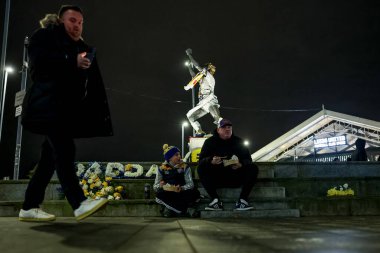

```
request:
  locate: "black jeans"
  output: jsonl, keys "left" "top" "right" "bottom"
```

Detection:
{"left": 197, "top": 163, "right": 259, "bottom": 201}
{"left": 156, "top": 188, "right": 201, "bottom": 213}
{"left": 22, "top": 133, "right": 86, "bottom": 210}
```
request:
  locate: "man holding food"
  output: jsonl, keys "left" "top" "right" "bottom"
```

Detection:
{"left": 197, "top": 119, "right": 259, "bottom": 211}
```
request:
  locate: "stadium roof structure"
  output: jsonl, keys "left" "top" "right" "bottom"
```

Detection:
{"left": 251, "top": 109, "right": 380, "bottom": 162}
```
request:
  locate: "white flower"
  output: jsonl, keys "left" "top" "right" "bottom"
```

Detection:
{"left": 90, "top": 162, "right": 101, "bottom": 170}
{"left": 82, "top": 184, "right": 88, "bottom": 190}
{"left": 343, "top": 183, "right": 349, "bottom": 189}
{"left": 84, "top": 162, "right": 102, "bottom": 179}
{"left": 105, "top": 163, "right": 124, "bottom": 178}
{"left": 105, "top": 186, "right": 114, "bottom": 193}
{"left": 124, "top": 164, "right": 144, "bottom": 178}
{"left": 115, "top": 196, "right": 121, "bottom": 200}
{"left": 76, "top": 163, "right": 86, "bottom": 177}
{"left": 107, "top": 195, "right": 114, "bottom": 200}
{"left": 77, "top": 163, "right": 85, "bottom": 170}
{"left": 88, "top": 178, "right": 93, "bottom": 184}
{"left": 145, "top": 164, "right": 158, "bottom": 177}
{"left": 95, "top": 181, "right": 102, "bottom": 187}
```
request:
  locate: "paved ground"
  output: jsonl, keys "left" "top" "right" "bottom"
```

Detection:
{"left": 1, "top": 216, "right": 380, "bottom": 253}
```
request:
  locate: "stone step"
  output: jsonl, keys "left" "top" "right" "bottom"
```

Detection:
{"left": 0, "top": 200, "right": 160, "bottom": 217}
{"left": 289, "top": 196, "right": 380, "bottom": 216}
{"left": 2, "top": 196, "right": 380, "bottom": 217}
{"left": 0, "top": 181, "right": 62, "bottom": 201}
{"left": 3, "top": 175, "right": 380, "bottom": 201}
{"left": 267, "top": 162, "right": 380, "bottom": 178}
{"left": 0, "top": 180, "right": 284, "bottom": 201}
{"left": 0, "top": 199, "right": 290, "bottom": 217}
{"left": 198, "top": 187, "right": 286, "bottom": 199}
{"left": 197, "top": 198, "right": 290, "bottom": 210}
{"left": 193, "top": 167, "right": 275, "bottom": 179}
{"left": 200, "top": 209, "right": 300, "bottom": 218}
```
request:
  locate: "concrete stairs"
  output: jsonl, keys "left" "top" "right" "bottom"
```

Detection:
{"left": 0, "top": 179, "right": 300, "bottom": 218}
{"left": 2, "top": 161, "right": 380, "bottom": 217}
{"left": 0, "top": 162, "right": 301, "bottom": 218}
{"left": 197, "top": 187, "right": 300, "bottom": 218}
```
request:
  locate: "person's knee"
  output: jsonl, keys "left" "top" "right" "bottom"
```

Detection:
{"left": 243, "top": 164, "right": 259, "bottom": 180}
{"left": 197, "top": 164, "right": 215, "bottom": 181}
{"left": 187, "top": 108, "right": 197, "bottom": 119}
{"left": 197, "top": 164, "right": 207, "bottom": 178}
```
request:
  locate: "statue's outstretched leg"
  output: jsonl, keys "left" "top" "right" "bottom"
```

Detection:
{"left": 208, "top": 105, "right": 222, "bottom": 125}
{"left": 187, "top": 106, "right": 207, "bottom": 135}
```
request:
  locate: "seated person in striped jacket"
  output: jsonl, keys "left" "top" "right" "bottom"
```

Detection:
{"left": 154, "top": 144, "right": 200, "bottom": 217}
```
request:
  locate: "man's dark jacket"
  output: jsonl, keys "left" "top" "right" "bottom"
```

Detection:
{"left": 22, "top": 23, "right": 113, "bottom": 138}
{"left": 198, "top": 129, "right": 253, "bottom": 167}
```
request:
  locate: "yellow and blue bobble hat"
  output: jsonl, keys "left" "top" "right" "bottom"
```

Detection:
{"left": 163, "top": 144, "right": 180, "bottom": 161}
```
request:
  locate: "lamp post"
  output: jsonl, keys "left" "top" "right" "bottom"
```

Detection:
{"left": 244, "top": 140, "right": 250, "bottom": 146}
{"left": 0, "top": 66, "right": 14, "bottom": 143}
{"left": 0, "top": 0, "right": 11, "bottom": 119}
{"left": 184, "top": 61, "right": 196, "bottom": 136}
{"left": 181, "top": 121, "right": 189, "bottom": 157}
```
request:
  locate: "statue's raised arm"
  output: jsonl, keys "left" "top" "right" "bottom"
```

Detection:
{"left": 186, "top": 48, "right": 202, "bottom": 72}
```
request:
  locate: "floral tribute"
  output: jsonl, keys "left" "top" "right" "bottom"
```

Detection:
{"left": 327, "top": 183, "right": 355, "bottom": 197}
{"left": 105, "top": 163, "right": 124, "bottom": 178}
{"left": 124, "top": 164, "right": 144, "bottom": 178}
{"left": 76, "top": 162, "right": 127, "bottom": 200}
{"left": 145, "top": 164, "right": 158, "bottom": 178}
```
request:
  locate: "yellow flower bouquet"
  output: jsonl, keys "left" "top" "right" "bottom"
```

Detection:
{"left": 327, "top": 183, "right": 355, "bottom": 197}
{"left": 76, "top": 162, "right": 126, "bottom": 200}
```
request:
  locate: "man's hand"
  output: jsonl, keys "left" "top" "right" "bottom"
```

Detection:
{"left": 231, "top": 162, "right": 242, "bottom": 170}
{"left": 174, "top": 185, "right": 182, "bottom": 192}
{"left": 185, "top": 48, "right": 192, "bottom": 56}
{"left": 211, "top": 156, "right": 223, "bottom": 165}
{"left": 77, "top": 52, "right": 91, "bottom": 69}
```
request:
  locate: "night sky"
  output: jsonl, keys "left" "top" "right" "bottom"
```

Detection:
{"left": 1, "top": 0, "right": 380, "bottom": 177}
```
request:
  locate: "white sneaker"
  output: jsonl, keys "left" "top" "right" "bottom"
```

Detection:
{"left": 19, "top": 208, "right": 56, "bottom": 222}
{"left": 205, "top": 198, "right": 223, "bottom": 211}
{"left": 74, "top": 198, "right": 108, "bottom": 221}
{"left": 234, "top": 199, "right": 254, "bottom": 211}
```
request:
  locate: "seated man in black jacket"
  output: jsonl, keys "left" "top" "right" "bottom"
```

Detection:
{"left": 197, "top": 119, "right": 258, "bottom": 211}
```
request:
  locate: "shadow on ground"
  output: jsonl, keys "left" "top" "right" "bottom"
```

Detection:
{"left": 31, "top": 221, "right": 146, "bottom": 251}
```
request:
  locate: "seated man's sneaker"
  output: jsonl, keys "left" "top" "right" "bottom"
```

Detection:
{"left": 235, "top": 199, "right": 254, "bottom": 211}
{"left": 74, "top": 198, "right": 108, "bottom": 221}
{"left": 205, "top": 198, "right": 223, "bottom": 211}
{"left": 19, "top": 208, "right": 56, "bottom": 222}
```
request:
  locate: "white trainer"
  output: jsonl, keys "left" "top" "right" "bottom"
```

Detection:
{"left": 74, "top": 198, "right": 108, "bottom": 221}
{"left": 19, "top": 208, "right": 56, "bottom": 222}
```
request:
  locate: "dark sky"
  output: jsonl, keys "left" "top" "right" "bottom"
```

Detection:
{"left": 1, "top": 0, "right": 380, "bottom": 177}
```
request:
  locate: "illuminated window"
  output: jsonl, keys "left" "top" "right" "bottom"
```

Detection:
{"left": 314, "top": 135, "right": 347, "bottom": 148}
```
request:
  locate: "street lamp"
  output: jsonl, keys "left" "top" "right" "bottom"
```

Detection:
{"left": 0, "top": 66, "right": 14, "bottom": 143}
{"left": 184, "top": 61, "right": 195, "bottom": 136}
{"left": 244, "top": 140, "right": 250, "bottom": 146}
{"left": 181, "top": 121, "right": 189, "bottom": 157}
